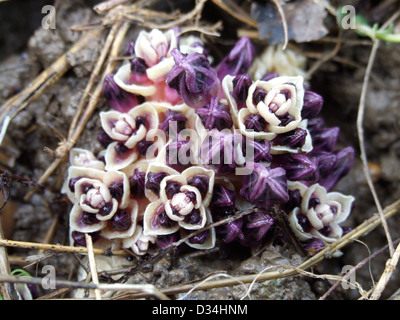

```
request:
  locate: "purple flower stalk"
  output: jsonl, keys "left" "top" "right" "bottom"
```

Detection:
{"left": 102, "top": 73, "right": 139, "bottom": 113}
{"left": 240, "top": 162, "right": 289, "bottom": 207}
{"left": 166, "top": 49, "right": 220, "bottom": 109}
{"left": 195, "top": 97, "right": 233, "bottom": 130}
{"left": 216, "top": 36, "right": 256, "bottom": 80}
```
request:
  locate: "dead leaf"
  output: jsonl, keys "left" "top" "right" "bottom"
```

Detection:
{"left": 251, "top": 0, "right": 329, "bottom": 44}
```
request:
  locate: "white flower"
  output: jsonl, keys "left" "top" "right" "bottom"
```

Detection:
{"left": 288, "top": 181, "right": 354, "bottom": 243}
{"left": 134, "top": 28, "right": 177, "bottom": 81}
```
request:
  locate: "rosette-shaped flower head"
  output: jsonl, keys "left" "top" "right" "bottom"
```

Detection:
{"left": 238, "top": 76, "right": 313, "bottom": 154}
{"left": 62, "top": 164, "right": 138, "bottom": 241}
{"left": 69, "top": 148, "right": 105, "bottom": 171}
{"left": 113, "top": 29, "right": 181, "bottom": 104}
{"left": 287, "top": 181, "right": 354, "bottom": 245}
{"left": 216, "top": 36, "right": 255, "bottom": 81}
{"left": 134, "top": 28, "right": 177, "bottom": 81}
{"left": 143, "top": 163, "right": 215, "bottom": 249}
{"left": 102, "top": 73, "right": 139, "bottom": 113}
{"left": 100, "top": 102, "right": 161, "bottom": 170}
{"left": 166, "top": 49, "right": 220, "bottom": 109}
{"left": 240, "top": 162, "right": 289, "bottom": 208}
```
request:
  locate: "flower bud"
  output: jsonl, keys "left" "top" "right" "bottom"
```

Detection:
{"left": 195, "top": 97, "right": 233, "bottom": 130}
{"left": 301, "top": 91, "right": 323, "bottom": 119}
{"left": 272, "top": 153, "right": 319, "bottom": 183}
{"left": 166, "top": 49, "right": 220, "bottom": 109}
{"left": 216, "top": 36, "right": 256, "bottom": 80}
{"left": 240, "top": 162, "right": 289, "bottom": 207}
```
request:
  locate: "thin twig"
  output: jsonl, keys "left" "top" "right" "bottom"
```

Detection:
{"left": 271, "top": 0, "right": 288, "bottom": 50}
{"left": 85, "top": 234, "right": 102, "bottom": 300}
{"left": 0, "top": 274, "right": 169, "bottom": 300}
{"left": 320, "top": 238, "right": 400, "bottom": 300}
{"left": 369, "top": 241, "right": 400, "bottom": 300}
{"left": 0, "top": 218, "right": 12, "bottom": 300}
{"left": 0, "top": 238, "right": 127, "bottom": 256}
{"left": 210, "top": 0, "right": 258, "bottom": 29}
{"left": 305, "top": 29, "right": 343, "bottom": 80}
{"left": 356, "top": 38, "right": 394, "bottom": 256}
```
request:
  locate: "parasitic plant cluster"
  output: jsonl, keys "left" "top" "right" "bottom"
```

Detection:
{"left": 62, "top": 28, "right": 355, "bottom": 261}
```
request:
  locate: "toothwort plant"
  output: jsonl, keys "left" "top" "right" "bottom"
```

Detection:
{"left": 62, "top": 29, "right": 355, "bottom": 264}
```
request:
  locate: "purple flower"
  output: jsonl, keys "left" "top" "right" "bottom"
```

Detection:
{"left": 129, "top": 169, "right": 146, "bottom": 198}
{"left": 130, "top": 57, "right": 152, "bottom": 85}
{"left": 240, "top": 211, "right": 274, "bottom": 247}
{"left": 261, "top": 72, "right": 279, "bottom": 81}
{"left": 145, "top": 171, "right": 168, "bottom": 196}
{"left": 210, "top": 184, "right": 236, "bottom": 209}
{"left": 216, "top": 36, "right": 256, "bottom": 80}
{"left": 271, "top": 153, "right": 319, "bottom": 183}
{"left": 308, "top": 118, "right": 340, "bottom": 153}
{"left": 231, "top": 74, "right": 252, "bottom": 110}
{"left": 301, "top": 91, "right": 323, "bottom": 119}
{"left": 188, "top": 229, "right": 210, "bottom": 245}
{"left": 196, "top": 97, "right": 233, "bottom": 130}
{"left": 244, "top": 139, "right": 272, "bottom": 163}
{"left": 200, "top": 130, "right": 243, "bottom": 174}
{"left": 156, "top": 232, "right": 180, "bottom": 248}
{"left": 159, "top": 109, "right": 187, "bottom": 136}
{"left": 166, "top": 49, "right": 220, "bottom": 109}
{"left": 166, "top": 136, "right": 193, "bottom": 172}
{"left": 240, "top": 162, "right": 289, "bottom": 207}
{"left": 217, "top": 218, "right": 245, "bottom": 244}
{"left": 272, "top": 128, "right": 307, "bottom": 149}
{"left": 102, "top": 74, "right": 139, "bottom": 113}
{"left": 319, "top": 147, "right": 354, "bottom": 191}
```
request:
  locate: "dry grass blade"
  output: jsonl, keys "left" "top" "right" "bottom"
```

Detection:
{"left": 0, "top": 273, "right": 169, "bottom": 300}
{"left": 271, "top": 0, "right": 288, "bottom": 50}
{"left": 356, "top": 39, "right": 394, "bottom": 257}
{"left": 0, "top": 238, "right": 127, "bottom": 256}
{"left": 85, "top": 234, "right": 102, "bottom": 300}
{"left": 0, "top": 218, "right": 13, "bottom": 300}
{"left": 369, "top": 241, "right": 400, "bottom": 299}
{"left": 211, "top": 0, "right": 258, "bottom": 29}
